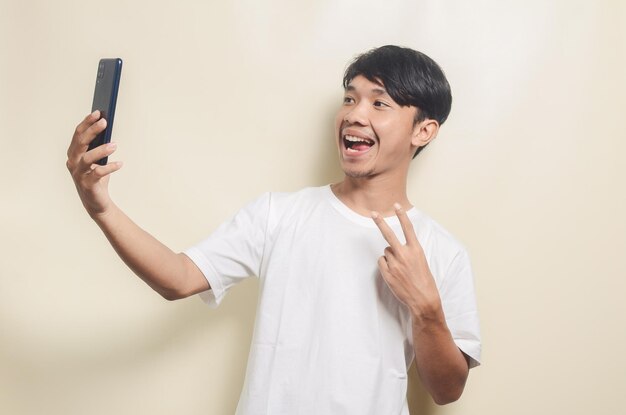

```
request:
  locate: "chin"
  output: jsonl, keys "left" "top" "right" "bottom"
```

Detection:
{"left": 342, "top": 166, "right": 376, "bottom": 179}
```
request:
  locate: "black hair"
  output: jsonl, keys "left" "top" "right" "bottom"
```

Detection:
{"left": 343, "top": 45, "right": 452, "bottom": 157}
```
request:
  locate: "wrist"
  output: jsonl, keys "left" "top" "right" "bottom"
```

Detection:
{"left": 410, "top": 297, "right": 446, "bottom": 331}
{"left": 90, "top": 202, "right": 120, "bottom": 226}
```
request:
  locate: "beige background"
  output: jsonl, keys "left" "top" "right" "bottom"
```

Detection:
{"left": 1, "top": 0, "right": 625, "bottom": 414}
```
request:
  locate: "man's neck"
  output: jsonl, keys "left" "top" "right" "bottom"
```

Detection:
{"left": 331, "top": 174, "right": 411, "bottom": 218}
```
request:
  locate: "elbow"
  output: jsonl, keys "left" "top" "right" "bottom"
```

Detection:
{"left": 155, "top": 271, "right": 197, "bottom": 301}
{"left": 158, "top": 286, "right": 189, "bottom": 301}
{"left": 433, "top": 392, "right": 461, "bottom": 406}
{"left": 432, "top": 385, "right": 465, "bottom": 406}
{"left": 154, "top": 256, "right": 209, "bottom": 301}
{"left": 161, "top": 290, "right": 183, "bottom": 301}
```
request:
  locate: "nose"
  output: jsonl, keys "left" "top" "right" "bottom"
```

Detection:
{"left": 343, "top": 101, "right": 369, "bottom": 126}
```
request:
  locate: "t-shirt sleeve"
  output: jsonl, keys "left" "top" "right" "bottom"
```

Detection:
{"left": 183, "top": 193, "right": 270, "bottom": 308}
{"left": 440, "top": 249, "right": 482, "bottom": 368}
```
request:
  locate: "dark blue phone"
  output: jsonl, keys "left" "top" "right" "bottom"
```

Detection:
{"left": 88, "top": 58, "right": 123, "bottom": 165}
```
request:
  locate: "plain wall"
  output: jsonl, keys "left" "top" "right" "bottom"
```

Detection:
{"left": 1, "top": 0, "right": 625, "bottom": 414}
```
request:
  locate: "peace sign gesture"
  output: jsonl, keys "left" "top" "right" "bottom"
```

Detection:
{"left": 371, "top": 203, "right": 443, "bottom": 322}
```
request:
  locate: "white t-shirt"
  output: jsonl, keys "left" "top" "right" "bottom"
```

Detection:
{"left": 185, "top": 185, "right": 481, "bottom": 415}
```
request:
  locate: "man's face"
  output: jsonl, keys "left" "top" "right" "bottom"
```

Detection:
{"left": 335, "top": 75, "right": 420, "bottom": 179}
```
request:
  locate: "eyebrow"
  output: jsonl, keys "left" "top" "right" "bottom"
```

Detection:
{"left": 346, "top": 84, "right": 388, "bottom": 96}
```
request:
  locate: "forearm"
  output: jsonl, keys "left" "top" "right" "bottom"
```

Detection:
{"left": 67, "top": 113, "right": 207, "bottom": 299}
{"left": 411, "top": 304, "right": 469, "bottom": 405}
{"left": 370, "top": 206, "right": 470, "bottom": 404}
{"left": 92, "top": 204, "right": 207, "bottom": 300}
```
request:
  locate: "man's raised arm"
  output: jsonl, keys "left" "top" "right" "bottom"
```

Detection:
{"left": 66, "top": 111, "right": 209, "bottom": 300}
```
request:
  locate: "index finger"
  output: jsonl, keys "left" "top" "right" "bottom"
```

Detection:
{"left": 371, "top": 211, "right": 401, "bottom": 249}
{"left": 75, "top": 110, "right": 101, "bottom": 136}
{"left": 393, "top": 203, "right": 419, "bottom": 246}
{"left": 68, "top": 114, "right": 107, "bottom": 159}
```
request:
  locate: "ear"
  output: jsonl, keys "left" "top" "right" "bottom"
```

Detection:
{"left": 411, "top": 118, "right": 440, "bottom": 148}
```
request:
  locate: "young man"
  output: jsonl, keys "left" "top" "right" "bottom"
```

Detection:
{"left": 67, "top": 45, "right": 481, "bottom": 414}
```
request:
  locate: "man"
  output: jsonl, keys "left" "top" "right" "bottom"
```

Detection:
{"left": 67, "top": 45, "right": 481, "bottom": 414}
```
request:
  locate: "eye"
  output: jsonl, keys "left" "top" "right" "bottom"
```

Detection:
{"left": 343, "top": 96, "right": 355, "bottom": 104}
{"left": 373, "top": 100, "right": 390, "bottom": 108}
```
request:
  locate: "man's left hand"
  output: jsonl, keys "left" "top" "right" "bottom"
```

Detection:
{"left": 371, "top": 203, "right": 443, "bottom": 324}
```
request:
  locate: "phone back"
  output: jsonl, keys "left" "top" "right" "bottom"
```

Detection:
{"left": 88, "top": 58, "right": 123, "bottom": 164}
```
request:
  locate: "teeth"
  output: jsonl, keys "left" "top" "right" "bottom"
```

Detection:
{"left": 344, "top": 135, "right": 374, "bottom": 144}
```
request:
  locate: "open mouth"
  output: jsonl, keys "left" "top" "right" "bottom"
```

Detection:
{"left": 343, "top": 134, "right": 375, "bottom": 153}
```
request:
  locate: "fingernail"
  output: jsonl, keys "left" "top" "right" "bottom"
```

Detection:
{"left": 371, "top": 211, "right": 379, "bottom": 219}
{"left": 393, "top": 203, "right": 402, "bottom": 211}
{"left": 108, "top": 142, "right": 117, "bottom": 150}
{"left": 91, "top": 110, "right": 99, "bottom": 117}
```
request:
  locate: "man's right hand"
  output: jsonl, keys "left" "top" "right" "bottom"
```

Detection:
{"left": 65, "top": 111, "right": 210, "bottom": 300}
{"left": 66, "top": 110, "right": 123, "bottom": 218}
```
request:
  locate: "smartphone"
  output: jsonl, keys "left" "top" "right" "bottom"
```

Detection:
{"left": 88, "top": 58, "right": 123, "bottom": 165}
